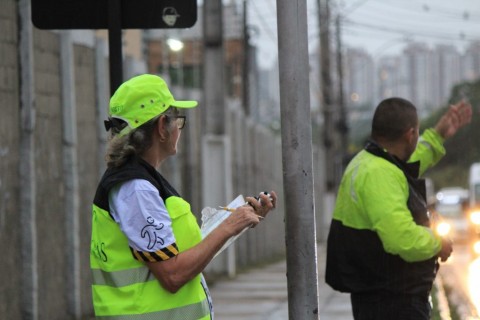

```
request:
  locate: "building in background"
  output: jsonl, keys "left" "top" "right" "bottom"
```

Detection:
{"left": 431, "top": 44, "right": 462, "bottom": 109}
{"left": 377, "top": 55, "right": 406, "bottom": 102}
{"left": 401, "top": 42, "right": 434, "bottom": 116}
{"left": 344, "top": 40, "right": 480, "bottom": 120}
{"left": 343, "top": 48, "right": 375, "bottom": 109}
{"left": 462, "top": 41, "right": 480, "bottom": 82}
{"left": 95, "top": 29, "right": 148, "bottom": 78}
{"left": 337, "top": 38, "right": 480, "bottom": 150}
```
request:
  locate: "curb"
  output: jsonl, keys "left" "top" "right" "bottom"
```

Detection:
{"left": 434, "top": 275, "right": 451, "bottom": 320}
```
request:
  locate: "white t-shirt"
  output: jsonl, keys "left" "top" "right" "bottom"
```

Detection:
{"left": 108, "top": 179, "right": 177, "bottom": 260}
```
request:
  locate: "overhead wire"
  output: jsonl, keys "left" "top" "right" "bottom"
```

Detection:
{"left": 338, "top": 0, "right": 480, "bottom": 50}
{"left": 343, "top": 19, "right": 480, "bottom": 42}
{"left": 367, "top": 0, "right": 480, "bottom": 21}
{"left": 349, "top": 0, "right": 480, "bottom": 35}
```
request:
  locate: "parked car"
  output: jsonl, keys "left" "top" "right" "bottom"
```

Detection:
{"left": 433, "top": 187, "right": 470, "bottom": 243}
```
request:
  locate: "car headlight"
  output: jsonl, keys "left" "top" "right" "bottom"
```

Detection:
{"left": 470, "top": 211, "right": 480, "bottom": 225}
{"left": 473, "top": 240, "right": 480, "bottom": 255}
{"left": 436, "top": 222, "right": 451, "bottom": 237}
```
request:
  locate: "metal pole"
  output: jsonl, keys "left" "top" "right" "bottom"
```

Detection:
{"left": 242, "top": 0, "right": 250, "bottom": 116}
{"left": 18, "top": 0, "right": 38, "bottom": 319}
{"left": 335, "top": 15, "right": 348, "bottom": 170}
{"left": 108, "top": 0, "right": 123, "bottom": 95}
{"left": 276, "top": 0, "right": 319, "bottom": 319}
{"left": 318, "top": 0, "right": 336, "bottom": 192}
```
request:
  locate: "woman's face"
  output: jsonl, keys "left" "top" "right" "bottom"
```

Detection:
{"left": 168, "top": 121, "right": 181, "bottom": 155}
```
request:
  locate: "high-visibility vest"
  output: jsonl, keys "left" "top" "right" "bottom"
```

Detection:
{"left": 90, "top": 157, "right": 212, "bottom": 319}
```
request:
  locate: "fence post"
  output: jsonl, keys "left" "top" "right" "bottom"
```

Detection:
{"left": 60, "top": 31, "right": 81, "bottom": 319}
{"left": 18, "top": 0, "right": 38, "bottom": 318}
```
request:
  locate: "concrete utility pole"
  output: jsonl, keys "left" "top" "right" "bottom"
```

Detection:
{"left": 202, "top": 0, "right": 235, "bottom": 276}
{"left": 276, "top": 0, "right": 319, "bottom": 319}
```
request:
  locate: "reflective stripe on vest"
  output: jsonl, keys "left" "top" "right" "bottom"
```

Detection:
{"left": 91, "top": 267, "right": 156, "bottom": 287}
{"left": 96, "top": 299, "right": 211, "bottom": 320}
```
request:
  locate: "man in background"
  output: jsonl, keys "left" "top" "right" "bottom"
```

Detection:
{"left": 326, "top": 97, "right": 472, "bottom": 320}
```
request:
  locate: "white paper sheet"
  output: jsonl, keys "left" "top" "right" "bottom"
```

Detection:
{"left": 200, "top": 194, "right": 249, "bottom": 258}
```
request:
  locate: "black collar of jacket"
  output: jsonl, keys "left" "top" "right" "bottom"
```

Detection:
{"left": 364, "top": 140, "right": 420, "bottom": 179}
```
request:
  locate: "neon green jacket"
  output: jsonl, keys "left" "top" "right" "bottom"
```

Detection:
{"left": 326, "top": 129, "right": 445, "bottom": 295}
{"left": 91, "top": 157, "right": 212, "bottom": 319}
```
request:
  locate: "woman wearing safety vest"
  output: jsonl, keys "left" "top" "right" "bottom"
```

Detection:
{"left": 90, "top": 74, "right": 277, "bottom": 319}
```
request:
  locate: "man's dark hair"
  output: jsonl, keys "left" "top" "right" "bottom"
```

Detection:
{"left": 371, "top": 97, "right": 418, "bottom": 142}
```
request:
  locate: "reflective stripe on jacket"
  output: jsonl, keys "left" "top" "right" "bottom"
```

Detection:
{"left": 90, "top": 156, "right": 211, "bottom": 319}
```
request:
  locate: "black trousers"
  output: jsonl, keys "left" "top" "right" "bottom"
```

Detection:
{"left": 351, "top": 293, "right": 431, "bottom": 320}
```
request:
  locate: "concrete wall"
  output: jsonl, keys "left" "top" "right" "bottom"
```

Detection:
{"left": 33, "top": 28, "right": 68, "bottom": 319}
{"left": 0, "top": 0, "right": 21, "bottom": 318}
{"left": 0, "top": 1, "right": 105, "bottom": 317}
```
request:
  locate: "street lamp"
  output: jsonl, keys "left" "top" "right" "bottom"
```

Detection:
{"left": 166, "top": 38, "right": 184, "bottom": 52}
{"left": 166, "top": 38, "right": 184, "bottom": 90}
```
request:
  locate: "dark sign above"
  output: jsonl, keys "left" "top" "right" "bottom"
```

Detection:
{"left": 31, "top": 0, "right": 197, "bottom": 30}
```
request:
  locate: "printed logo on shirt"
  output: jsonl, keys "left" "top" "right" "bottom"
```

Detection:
{"left": 141, "top": 216, "right": 166, "bottom": 250}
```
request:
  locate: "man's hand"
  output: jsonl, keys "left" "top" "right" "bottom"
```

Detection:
{"left": 434, "top": 100, "right": 472, "bottom": 140}
{"left": 438, "top": 237, "right": 453, "bottom": 262}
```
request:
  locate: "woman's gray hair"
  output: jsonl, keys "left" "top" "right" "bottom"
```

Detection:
{"left": 105, "top": 110, "right": 176, "bottom": 168}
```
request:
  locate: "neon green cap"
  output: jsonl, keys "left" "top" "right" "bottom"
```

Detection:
{"left": 108, "top": 74, "right": 197, "bottom": 135}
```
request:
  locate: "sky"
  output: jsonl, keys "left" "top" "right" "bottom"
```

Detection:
{"left": 246, "top": 0, "right": 480, "bottom": 69}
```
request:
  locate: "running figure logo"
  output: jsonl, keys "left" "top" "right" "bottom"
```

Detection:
{"left": 141, "top": 216, "right": 165, "bottom": 250}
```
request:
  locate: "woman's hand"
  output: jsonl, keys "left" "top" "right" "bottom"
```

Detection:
{"left": 245, "top": 190, "right": 277, "bottom": 218}
{"left": 221, "top": 205, "right": 260, "bottom": 236}
{"left": 221, "top": 191, "right": 277, "bottom": 236}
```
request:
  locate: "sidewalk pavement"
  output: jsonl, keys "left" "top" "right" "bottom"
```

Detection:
{"left": 208, "top": 243, "right": 353, "bottom": 320}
